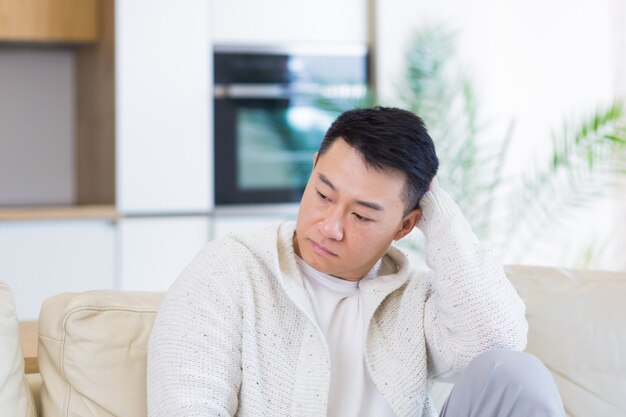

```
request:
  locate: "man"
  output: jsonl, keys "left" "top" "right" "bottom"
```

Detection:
{"left": 148, "top": 107, "right": 564, "bottom": 416}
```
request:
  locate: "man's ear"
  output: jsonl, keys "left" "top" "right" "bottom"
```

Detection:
{"left": 393, "top": 208, "right": 421, "bottom": 241}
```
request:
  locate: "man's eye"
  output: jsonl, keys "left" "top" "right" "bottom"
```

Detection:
{"left": 353, "top": 213, "right": 371, "bottom": 222}
{"left": 317, "top": 191, "right": 329, "bottom": 201}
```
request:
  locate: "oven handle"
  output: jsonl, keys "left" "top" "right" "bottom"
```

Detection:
{"left": 214, "top": 83, "right": 366, "bottom": 99}
{"left": 214, "top": 84, "right": 292, "bottom": 99}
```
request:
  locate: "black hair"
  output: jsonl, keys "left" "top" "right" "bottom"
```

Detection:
{"left": 318, "top": 106, "right": 438, "bottom": 214}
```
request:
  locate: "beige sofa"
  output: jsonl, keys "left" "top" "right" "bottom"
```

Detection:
{"left": 2, "top": 265, "right": 626, "bottom": 417}
{"left": 0, "top": 281, "right": 37, "bottom": 417}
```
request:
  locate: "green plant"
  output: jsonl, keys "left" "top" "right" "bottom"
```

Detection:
{"left": 395, "top": 26, "right": 626, "bottom": 267}
{"left": 502, "top": 101, "right": 626, "bottom": 261}
{"left": 397, "top": 28, "right": 515, "bottom": 239}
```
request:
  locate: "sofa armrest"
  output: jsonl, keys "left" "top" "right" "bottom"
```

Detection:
{"left": 38, "top": 290, "right": 163, "bottom": 417}
{"left": 1, "top": 281, "right": 37, "bottom": 417}
{"left": 505, "top": 265, "right": 626, "bottom": 417}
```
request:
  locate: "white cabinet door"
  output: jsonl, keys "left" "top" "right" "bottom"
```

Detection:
{"left": 116, "top": 0, "right": 212, "bottom": 214}
{"left": 211, "top": 0, "right": 367, "bottom": 44}
{"left": 0, "top": 220, "right": 116, "bottom": 320}
{"left": 118, "top": 217, "right": 211, "bottom": 291}
{"left": 212, "top": 213, "right": 296, "bottom": 241}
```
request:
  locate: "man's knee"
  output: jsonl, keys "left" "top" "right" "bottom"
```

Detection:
{"left": 471, "top": 349, "right": 549, "bottom": 383}
{"left": 467, "top": 349, "right": 564, "bottom": 413}
{"left": 441, "top": 350, "right": 565, "bottom": 416}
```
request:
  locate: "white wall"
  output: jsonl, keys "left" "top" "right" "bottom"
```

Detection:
{"left": 377, "top": 0, "right": 613, "bottom": 141}
{"left": 0, "top": 49, "right": 75, "bottom": 206}
{"left": 611, "top": 0, "right": 626, "bottom": 270}
{"left": 376, "top": 0, "right": 622, "bottom": 269}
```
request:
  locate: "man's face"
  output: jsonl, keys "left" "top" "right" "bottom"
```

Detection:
{"left": 294, "top": 138, "right": 421, "bottom": 281}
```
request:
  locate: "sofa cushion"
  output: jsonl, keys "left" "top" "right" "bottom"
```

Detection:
{"left": 0, "top": 281, "right": 37, "bottom": 417}
{"left": 38, "top": 290, "right": 163, "bottom": 417}
{"left": 505, "top": 265, "right": 626, "bottom": 417}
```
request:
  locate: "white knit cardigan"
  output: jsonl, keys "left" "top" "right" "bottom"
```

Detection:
{"left": 147, "top": 188, "right": 528, "bottom": 417}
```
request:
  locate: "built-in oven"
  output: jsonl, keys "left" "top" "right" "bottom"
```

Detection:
{"left": 213, "top": 45, "right": 368, "bottom": 206}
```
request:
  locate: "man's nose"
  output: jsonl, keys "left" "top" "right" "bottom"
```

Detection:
{"left": 319, "top": 208, "right": 344, "bottom": 241}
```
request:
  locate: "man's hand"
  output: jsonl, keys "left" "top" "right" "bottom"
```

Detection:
{"left": 429, "top": 176, "right": 439, "bottom": 191}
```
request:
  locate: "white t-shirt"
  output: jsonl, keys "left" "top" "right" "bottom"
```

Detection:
{"left": 296, "top": 257, "right": 396, "bottom": 417}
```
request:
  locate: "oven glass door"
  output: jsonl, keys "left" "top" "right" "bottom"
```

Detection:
{"left": 215, "top": 96, "right": 336, "bottom": 205}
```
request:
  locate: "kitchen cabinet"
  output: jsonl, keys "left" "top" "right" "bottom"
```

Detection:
{"left": 116, "top": 0, "right": 212, "bottom": 214}
{"left": 0, "top": 0, "right": 99, "bottom": 43}
{"left": 211, "top": 0, "right": 367, "bottom": 44}
{"left": 2, "top": 0, "right": 211, "bottom": 213}
{"left": 117, "top": 217, "right": 211, "bottom": 291}
{"left": 0, "top": 0, "right": 114, "bottom": 208}
{"left": 212, "top": 212, "right": 297, "bottom": 240}
{"left": 0, "top": 48, "right": 75, "bottom": 206}
{"left": 0, "top": 219, "right": 116, "bottom": 320}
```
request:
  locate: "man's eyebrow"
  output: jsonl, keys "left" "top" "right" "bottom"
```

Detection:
{"left": 318, "top": 173, "right": 336, "bottom": 191}
{"left": 355, "top": 199, "right": 384, "bottom": 212}
{"left": 318, "top": 173, "right": 384, "bottom": 212}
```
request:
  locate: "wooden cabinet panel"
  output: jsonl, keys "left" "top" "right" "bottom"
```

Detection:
{"left": 0, "top": 0, "right": 98, "bottom": 42}
{"left": 75, "top": 0, "right": 115, "bottom": 204}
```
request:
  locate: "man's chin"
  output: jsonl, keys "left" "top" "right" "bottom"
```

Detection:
{"left": 302, "top": 251, "right": 336, "bottom": 273}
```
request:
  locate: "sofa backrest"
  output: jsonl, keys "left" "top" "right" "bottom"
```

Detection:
{"left": 38, "top": 290, "right": 163, "bottom": 417}
{"left": 0, "top": 281, "right": 37, "bottom": 417}
{"left": 505, "top": 265, "right": 626, "bottom": 417}
{"left": 35, "top": 266, "right": 626, "bottom": 417}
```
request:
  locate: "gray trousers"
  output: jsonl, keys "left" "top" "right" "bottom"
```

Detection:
{"left": 439, "top": 349, "right": 566, "bottom": 417}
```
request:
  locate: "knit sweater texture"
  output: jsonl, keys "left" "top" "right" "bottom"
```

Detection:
{"left": 147, "top": 188, "right": 528, "bottom": 417}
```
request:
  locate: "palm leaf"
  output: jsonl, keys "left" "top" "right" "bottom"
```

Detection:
{"left": 500, "top": 102, "right": 626, "bottom": 259}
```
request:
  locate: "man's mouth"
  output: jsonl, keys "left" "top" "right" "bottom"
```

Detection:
{"left": 310, "top": 239, "right": 338, "bottom": 257}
